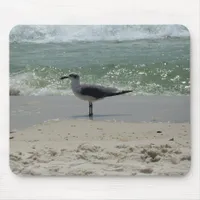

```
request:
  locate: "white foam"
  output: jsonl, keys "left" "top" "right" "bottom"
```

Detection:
{"left": 10, "top": 25, "right": 189, "bottom": 43}
{"left": 10, "top": 72, "right": 72, "bottom": 96}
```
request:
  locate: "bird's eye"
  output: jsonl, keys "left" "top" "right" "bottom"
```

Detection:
{"left": 69, "top": 74, "right": 78, "bottom": 78}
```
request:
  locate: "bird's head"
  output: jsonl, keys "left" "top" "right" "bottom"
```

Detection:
{"left": 60, "top": 73, "right": 80, "bottom": 81}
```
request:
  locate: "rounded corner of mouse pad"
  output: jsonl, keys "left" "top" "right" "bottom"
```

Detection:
{"left": 9, "top": 25, "right": 190, "bottom": 176}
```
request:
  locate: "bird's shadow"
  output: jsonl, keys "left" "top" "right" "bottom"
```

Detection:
{"left": 71, "top": 113, "right": 132, "bottom": 120}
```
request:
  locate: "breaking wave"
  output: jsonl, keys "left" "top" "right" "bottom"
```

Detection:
{"left": 10, "top": 25, "right": 189, "bottom": 43}
{"left": 10, "top": 64, "right": 190, "bottom": 96}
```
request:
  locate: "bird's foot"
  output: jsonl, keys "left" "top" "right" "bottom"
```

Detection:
{"left": 89, "top": 114, "right": 93, "bottom": 120}
{"left": 89, "top": 113, "right": 93, "bottom": 117}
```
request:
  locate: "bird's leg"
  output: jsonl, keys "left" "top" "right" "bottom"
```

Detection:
{"left": 89, "top": 102, "right": 93, "bottom": 117}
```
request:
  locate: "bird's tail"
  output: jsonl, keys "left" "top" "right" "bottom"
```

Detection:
{"left": 107, "top": 90, "right": 133, "bottom": 97}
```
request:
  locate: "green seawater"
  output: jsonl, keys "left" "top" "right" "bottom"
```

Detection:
{"left": 10, "top": 38, "right": 190, "bottom": 96}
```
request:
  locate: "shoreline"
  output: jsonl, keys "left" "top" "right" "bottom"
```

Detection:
{"left": 10, "top": 95, "right": 190, "bottom": 130}
{"left": 10, "top": 95, "right": 190, "bottom": 176}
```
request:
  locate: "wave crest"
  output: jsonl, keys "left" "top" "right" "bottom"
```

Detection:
{"left": 10, "top": 25, "right": 189, "bottom": 43}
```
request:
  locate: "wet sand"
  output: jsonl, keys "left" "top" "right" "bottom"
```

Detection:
{"left": 10, "top": 95, "right": 190, "bottom": 176}
{"left": 10, "top": 95, "right": 190, "bottom": 130}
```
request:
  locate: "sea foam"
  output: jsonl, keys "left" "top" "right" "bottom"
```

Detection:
{"left": 10, "top": 25, "right": 189, "bottom": 43}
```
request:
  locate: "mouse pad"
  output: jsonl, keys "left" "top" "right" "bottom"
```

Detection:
{"left": 9, "top": 25, "right": 190, "bottom": 176}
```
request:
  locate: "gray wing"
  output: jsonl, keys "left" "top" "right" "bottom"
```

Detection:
{"left": 80, "top": 84, "right": 118, "bottom": 99}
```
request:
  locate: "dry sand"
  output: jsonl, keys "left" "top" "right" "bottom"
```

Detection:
{"left": 10, "top": 119, "right": 190, "bottom": 176}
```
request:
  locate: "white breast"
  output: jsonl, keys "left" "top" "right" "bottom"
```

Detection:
{"left": 73, "top": 91, "right": 97, "bottom": 102}
{"left": 71, "top": 80, "right": 97, "bottom": 102}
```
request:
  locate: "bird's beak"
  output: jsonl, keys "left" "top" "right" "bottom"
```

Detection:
{"left": 60, "top": 76, "right": 69, "bottom": 80}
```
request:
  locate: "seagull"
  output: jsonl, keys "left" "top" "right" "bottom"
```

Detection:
{"left": 60, "top": 73, "right": 132, "bottom": 117}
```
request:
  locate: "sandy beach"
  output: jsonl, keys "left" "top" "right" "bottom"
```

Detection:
{"left": 10, "top": 96, "right": 190, "bottom": 176}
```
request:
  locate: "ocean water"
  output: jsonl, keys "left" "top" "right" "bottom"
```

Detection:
{"left": 9, "top": 25, "right": 190, "bottom": 96}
